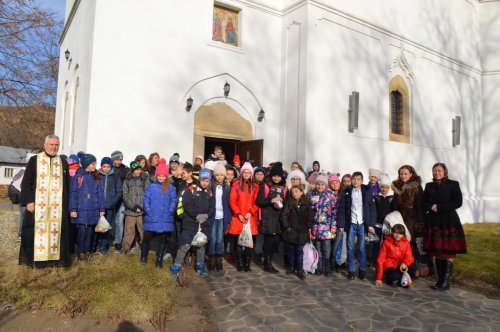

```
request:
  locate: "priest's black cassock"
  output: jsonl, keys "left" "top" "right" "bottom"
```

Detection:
{"left": 19, "top": 152, "right": 72, "bottom": 267}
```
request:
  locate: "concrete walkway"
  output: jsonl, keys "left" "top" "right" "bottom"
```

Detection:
{"left": 206, "top": 261, "right": 499, "bottom": 331}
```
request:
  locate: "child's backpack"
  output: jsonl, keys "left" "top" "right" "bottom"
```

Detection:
{"left": 8, "top": 168, "right": 25, "bottom": 204}
{"left": 303, "top": 241, "right": 319, "bottom": 273}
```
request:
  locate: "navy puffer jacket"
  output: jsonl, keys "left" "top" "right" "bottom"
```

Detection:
{"left": 143, "top": 181, "right": 177, "bottom": 233}
{"left": 70, "top": 168, "right": 106, "bottom": 225}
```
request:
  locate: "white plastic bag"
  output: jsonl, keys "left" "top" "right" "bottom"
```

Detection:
{"left": 238, "top": 221, "right": 253, "bottom": 248}
{"left": 95, "top": 216, "right": 111, "bottom": 233}
{"left": 191, "top": 224, "right": 208, "bottom": 247}
{"left": 401, "top": 271, "right": 413, "bottom": 287}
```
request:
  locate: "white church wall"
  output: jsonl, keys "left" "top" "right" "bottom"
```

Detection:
{"left": 281, "top": 0, "right": 480, "bottom": 69}
{"left": 81, "top": 0, "right": 282, "bottom": 165}
{"left": 56, "top": 0, "right": 97, "bottom": 155}
{"left": 478, "top": 1, "right": 500, "bottom": 222}
{"left": 301, "top": 3, "right": 483, "bottom": 222}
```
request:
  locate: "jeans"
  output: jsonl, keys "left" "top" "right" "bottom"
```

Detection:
{"left": 114, "top": 203, "right": 125, "bottom": 244}
{"left": 334, "top": 232, "right": 344, "bottom": 265}
{"left": 347, "top": 223, "right": 366, "bottom": 273}
{"left": 209, "top": 219, "right": 224, "bottom": 255}
{"left": 18, "top": 205, "right": 26, "bottom": 236}
{"left": 285, "top": 242, "right": 304, "bottom": 271}
{"left": 95, "top": 209, "right": 114, "bottom": 252}
{"left": 77, "top": 224, "right": 95, "bottom": 253}
{"left": 315, "top": 239, "right": 332, "bottom": 272}
{"left": 175, "top": 243, "right": 205, "bottom": 265}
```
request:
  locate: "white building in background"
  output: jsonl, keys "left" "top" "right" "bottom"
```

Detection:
{"left": 54, "top": 0, "right": 500, "bottom": 223}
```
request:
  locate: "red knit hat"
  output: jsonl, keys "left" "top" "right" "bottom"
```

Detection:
{"left": 233, "top": 154, "right": 241, "bottom": 164}
{"left": 155, "top": 158, "right": 169, "bottom": 177}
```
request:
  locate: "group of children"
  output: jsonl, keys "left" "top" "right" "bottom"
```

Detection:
{"left": 65, "top": 147, "right": 415, "bottom": 288}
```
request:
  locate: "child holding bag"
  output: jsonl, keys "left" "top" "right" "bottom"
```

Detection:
{"left": 70, "top": 154, "right": 106, "bottom": 261}
{"left": 227, "top": 162, "right": 259, "bottom": 272}
{"left": 376, "top": 224, "right": 415, "bottom": 288}
{"left": 170, "top": 169, "right": 214, "bottom": 278}
{"left": 280, "top": 185, "right": 310, "bottom": 279}
{"left": 142, "top": 158, "right": 177, "bottom": 268}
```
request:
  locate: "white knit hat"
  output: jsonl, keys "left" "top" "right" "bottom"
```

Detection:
{"left": 287, "top": 169, "right": 306, "bottom": 183}
{"left": 379, "top": 173, "right": 391, "bottom": 186}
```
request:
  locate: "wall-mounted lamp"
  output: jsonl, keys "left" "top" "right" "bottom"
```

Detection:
{"left": 452, "top": 115, "right": 461, "bottom": 147}
{"left": 186, "top": 96, "right": 193, "bottom": 112}
{"left": 223, "top": 81, "right": 230, "bottom": 97}
{"left": 348, "top": 91, "right": 359, "bottom": 133}
{"left": 64, "top": 49, "right": 71, "bottom": 61}
{"left": 257, "top": 108, "right": 265, "bottom": 122}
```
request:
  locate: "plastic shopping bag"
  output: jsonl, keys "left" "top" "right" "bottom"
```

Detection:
{"left": 303, "top": 241, "right": 319, "bottom": 273}
{"left": 401, "top": 271, "right": 413, "bottom": 287}
{"left": 191, "top": 224, "right": 208, "bottom": 247}
{"left": 238, "top": 221, "right": 253, "bottom": 248}
{"left": 95, "top": 216, "right": 112, "bottom": 233}
{"left": 333, "top": 231, "right": 347, "bottom": 265}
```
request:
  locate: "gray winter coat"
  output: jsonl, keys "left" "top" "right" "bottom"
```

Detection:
{"left": 123, "top": 172, "right": 150, "bottom": 216}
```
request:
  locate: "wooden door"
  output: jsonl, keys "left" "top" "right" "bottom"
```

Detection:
{"left": 236, "top": 139, "right": 263, "bottom": 167}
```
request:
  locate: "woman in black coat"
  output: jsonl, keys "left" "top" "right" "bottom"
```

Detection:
{"left": 422, "top": 163, "right": 467, "bottom": 291}
{"left": 280, "top": 185, "right": 310, "bottom": 279}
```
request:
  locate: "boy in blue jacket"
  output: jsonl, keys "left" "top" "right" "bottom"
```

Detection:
{"left": 171, "top": 169, "right": 215, "bottom": 278}
{"left": 94, "top": 157, "right": 122, "bottom": 255}
{"left": 337, "top": 171, "right": 376, "bottom": 280}
{"left": 69, "top": 154, "right": 106, "bottom": 261}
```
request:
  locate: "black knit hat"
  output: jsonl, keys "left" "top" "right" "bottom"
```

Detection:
{"left": 269, "top": 162, "right": 284, "bottom": 177}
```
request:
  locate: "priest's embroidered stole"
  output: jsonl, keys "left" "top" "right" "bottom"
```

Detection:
{"left": 34, "top": 152, "right": 63, "bottom": 261}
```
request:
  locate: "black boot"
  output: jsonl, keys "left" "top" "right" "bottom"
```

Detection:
{"left": 216, "top": 254, "right": 223, "bottom": 271}
{"left": 236, "top": 250, "right": 244, "bottom": 272}
{"left": 155, "top": 243, "right": 166, "bottom": 268}
{"left": 436, "top": 260, "right": 452, "bottom": 291}
{"left": 141, "top": 242, "right": 149, "bottom": 265}
{"left": 243, "top": 252, "right": 252, "bottom": 272}
{"left": 207, "top": 255, "right": 215, "bottom": 271}
{"left": 268, "top": 255, "right": 279, "bottom": 274}
{"left": 431, "top": 259, "right": 444, "bottom": 290}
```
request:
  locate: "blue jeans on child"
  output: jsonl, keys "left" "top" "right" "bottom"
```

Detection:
{"left": 77, "top": 224, "right": 95, "bottom": 253}
{"left": 114, "top": 203, "right": 125, "bottom": 245}
{"left": 209, "top": 219, "right": 224, "bottom": 255}
{"left": 347, "top": 223, "right": 366, "bottom": 273}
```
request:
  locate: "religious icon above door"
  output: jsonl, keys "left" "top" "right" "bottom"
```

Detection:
{"left": 212, "top": 4, "right": 239, "bottom": 47}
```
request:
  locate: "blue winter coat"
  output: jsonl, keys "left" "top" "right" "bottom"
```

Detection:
{"left": 143, "top": 181, "right": 177, "bottom": 233}
{"left": 210, "top": 181, "right": 232, "bottom": 231}
{"left": 70, "top": 168, "right": 106, "bottom": 225}
{"left": 98, "top": 168, "right": 123, "bottom": 210}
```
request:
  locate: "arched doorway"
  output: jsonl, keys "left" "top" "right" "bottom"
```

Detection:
{"left": 193, "top": 102, "right": 263, "bottom": 165}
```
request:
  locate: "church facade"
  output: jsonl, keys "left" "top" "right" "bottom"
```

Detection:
{"left": 54, "top": 0, "right": 500, "bottom": 223}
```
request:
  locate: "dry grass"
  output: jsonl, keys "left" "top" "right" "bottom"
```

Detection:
{"left": 0, "top": 253, "right": 178, "bottom": 322}
{"left": 453, "top": 223, "right": 500, "bottom": 292}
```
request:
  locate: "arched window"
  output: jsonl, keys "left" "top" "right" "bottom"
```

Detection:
{"left": 70, "top": 77, "right": 79, "bottom": 146}
{"left": 61, "top": 92, "right": 69, "bottom": 149}
{"left": 388, "top": 75, "right": 410, "bottom": 143}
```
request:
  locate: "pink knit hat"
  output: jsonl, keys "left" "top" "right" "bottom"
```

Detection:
{"left": 240, "top": 161, "right": 253, "bottom": 176}
{"left": 155, "top": 158, "right": 169, "bottom": 177}
{"left": 328, "top": 174, "right": 340, "bottom": 184}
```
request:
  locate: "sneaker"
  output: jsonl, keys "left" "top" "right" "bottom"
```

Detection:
{"left": 163, "top": 253, "right": 172, "bottom": 261}
{"left": 359, "top": 270, "right": 367, "bottom": 280}
{"left": 196, "top": 262, "right": 209, "bottom": 278}
{"left": 334, "top": 265, "right": 341, "bottom": 273}
{"left": 98, "top": 250, "right": 108, "bottom": 256}
{"left": 348, "top": 271, "right": 356, "bottom": 280}
{"left": 114, "top": 243, "right": 122, "bottom": 251}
